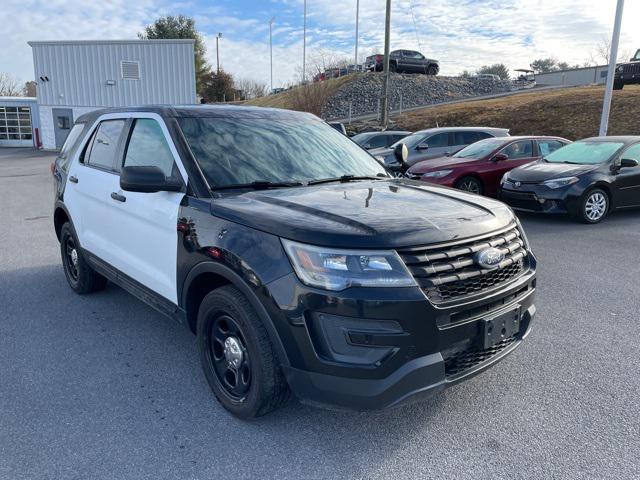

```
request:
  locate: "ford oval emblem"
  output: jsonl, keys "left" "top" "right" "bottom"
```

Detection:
{"left": 476, "top": 248, "right": 505, "bottom": 269}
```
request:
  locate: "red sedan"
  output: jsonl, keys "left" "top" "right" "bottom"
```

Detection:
{"left": 406, "top": 136, "right": 571, "bottom": 196}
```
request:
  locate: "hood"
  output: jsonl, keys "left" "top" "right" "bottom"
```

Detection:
{"left": 210, "top": 180, "right": 514, "bottom": 248}
{"left": 408, "top": 156, "right": 480, "bottom": 174}
{"left": 509, "top": 161, "right": 599, "bottom": 183}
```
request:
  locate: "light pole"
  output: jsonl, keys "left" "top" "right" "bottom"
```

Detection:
{"left": 599, "top": 0, "right": 625, "bottom": 136}
{"left": 269, "top": 17, "right": 275, "bottom": 93}
{"left": 303, "top": 0, "right": 307, "bottom": 82}
{"left": 354, "top": 0, "right": 360, "bottom": 68}
{"left": 215, "top": 32, "right": 222, "bottom": 74}
{"left": 381, "top": 0, "right": 391, "bottom": 128}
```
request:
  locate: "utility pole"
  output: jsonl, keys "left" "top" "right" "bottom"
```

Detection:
{"left": 599, "top": 0, "right": 625, "bottom": 136}
{"left": 354, "top": 0, "right": 360, "bottom": 68}
{"left": 380, "top": 0, "right": 392, "bottom": 128}
{"left": 215, "top": 32, "right": 222, "bottom": 74}
{"left": 303, "top": 0, "right": 307, "bottom": 82}
{"left": 269, "top": 17, "right": 275, "bottom": 93}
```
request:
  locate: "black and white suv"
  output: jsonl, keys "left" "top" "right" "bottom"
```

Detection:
{"left": 53, "top": 106, "right": 537, "bottom": 418}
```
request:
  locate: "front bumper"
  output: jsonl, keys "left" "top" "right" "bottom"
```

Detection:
{"left": 264, "top": 253, "right": 537, "bottom": 411}
{"left": 498, "top": 184, "right": 582, "bottom": 214}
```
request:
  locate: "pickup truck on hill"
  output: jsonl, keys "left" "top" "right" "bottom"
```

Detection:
{"left": 366, "top": 50, "right": 439, "bottom": 75}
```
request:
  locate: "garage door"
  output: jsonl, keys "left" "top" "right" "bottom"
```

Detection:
{"left": 0, "top": 106, "right": 33, "bottom": 147}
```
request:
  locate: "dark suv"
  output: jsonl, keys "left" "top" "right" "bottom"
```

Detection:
{"left": 366, "top": 50, "right": 439, "bottom": 75}
{"left": 614, "top": 49, "right": 640, "bottom": 90}
{"left": 52, "top": 106, "right": 536, "bottom": 418}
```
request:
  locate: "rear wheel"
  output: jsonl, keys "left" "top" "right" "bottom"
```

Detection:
{"left": 60, "top": 223, "right": 107, "bottom": 294}
{"left": 613, "top": 80, "right": 624, "bottom": 90}
{"left": 455, "top": 176, "right": 484, "bottom": 195}
{"left": 197, "top": 285, "right": 290, "bottom": 419}
{"left": 576, "top": 188, "right": 609, "bottom": 224}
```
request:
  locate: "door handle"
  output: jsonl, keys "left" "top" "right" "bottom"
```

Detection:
{"left": 110, "top": 192, "right": 126, "bottom": 203}
{"left": 69, "top": 175, "right": 78, "bottom": 184}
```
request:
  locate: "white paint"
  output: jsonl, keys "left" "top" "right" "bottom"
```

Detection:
{"left": 65, "top": 111, "right": 188, "bottom": 304}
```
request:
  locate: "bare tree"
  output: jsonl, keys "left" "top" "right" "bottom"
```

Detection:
{"left": 235, "top": 78, "right": 268, "bottom": 99}
{"left": 589, "top": 38, "right": 633, "bottom": 65}
{"left": 23, "top": 81, "right": 37, "bottom": 97}
{"left": 0, "top": 73, "right": 22, "bottom": 96}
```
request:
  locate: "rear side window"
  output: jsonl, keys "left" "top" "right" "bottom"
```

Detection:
{"left": 86, "top": 120, "right": 126, "bottom": 170}
{"left": 538, "top": 140, "right": 566, "bottom": 156}
{"left": 501, "top": 140, "right": 534, "bottom": 159}
{"left": 367, "top": 135, "right": 387, "bottom": 149}
{"left": 123, "top": 119, "right": 176, "bottom": 177}
{"left": 476, "top": 132, "right": 494, "bottom": 140}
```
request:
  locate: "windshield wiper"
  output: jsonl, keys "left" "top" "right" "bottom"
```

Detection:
{"left": 211, "top": 180, "right": 304, "bottom": 191}
{"left": 307, "top": 174, "right": 387, "bottom": 186}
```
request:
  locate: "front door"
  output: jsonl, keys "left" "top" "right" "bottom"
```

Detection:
{"left": 53, "top": 108, "right": 73, "bottom": 150}
{"left": 486, "top": 140, "right": 538, "bottom": 194}
{"left": 615, "top": 143, "right": 640, "bottom": 207}
{"left": 106, "top": 116, "right": 187, "bottom": 304}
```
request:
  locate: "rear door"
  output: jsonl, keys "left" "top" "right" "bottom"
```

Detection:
{"left": 451, "top": 131, "right": 481, "bottom": 155}
{"left": 410, "top": 132, "right": 450, "bottom": 164}
{"left": 106, "top": 115, "right": 188, "bottom": 303}
{"left": 64, "top": 118, "right": 127, "bottom": 266}
{"left": 615, "top": 143, "right": 640, "bottom": 207}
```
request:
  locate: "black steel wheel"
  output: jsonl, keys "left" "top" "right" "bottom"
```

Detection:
{"left": 197, "top": 285, "right": 290, "bottom": 418}
{"left": 60, "top": 222, "right": 107, "bottom": 294}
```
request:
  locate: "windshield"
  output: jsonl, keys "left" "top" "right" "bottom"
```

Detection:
{"left": 391, "top": 132, "right": 427, "bottom": 149}
{"left": 178, "top": 116, "right": 387, "bottom": 187}
{"left": 453, "top": 138, "right": 506, "bottom": 158}
{"left": 634, "top": 49, "right": 640, "bottom": 61}
{"left": 545, "top": 141, "right": 624, "bottom": 164}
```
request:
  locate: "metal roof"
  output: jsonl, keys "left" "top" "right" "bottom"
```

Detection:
{"left": 28, "top": 39, "right": 194, "bottom": 46}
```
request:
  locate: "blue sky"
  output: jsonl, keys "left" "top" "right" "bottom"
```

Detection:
{"left": 2, "top": 0, "right": 639, "bottom": 88}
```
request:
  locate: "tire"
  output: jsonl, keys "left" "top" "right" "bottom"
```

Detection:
{"left": 427, "top": 65, "right": 438, "bottom": 75}
{"left": 197, "top": 285, "right": 290, "bottom": 419}
{"left": 613, "top": 80, "right": 624, "bottom": 90}
{"left": 455, "top": 176, "right": 484, "bottom": 195}
{"left": 575, "top": 188, "right": 609, "bottom": 224}
{"left": 389, "top": 62, "right": 397, "bottom": 73}
{"left": 60, "top": 222, "right": 107, "bottom": 294}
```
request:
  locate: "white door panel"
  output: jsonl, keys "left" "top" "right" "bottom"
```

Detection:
{"left": 106, "top": 189, "right": 184, "bottom": 303}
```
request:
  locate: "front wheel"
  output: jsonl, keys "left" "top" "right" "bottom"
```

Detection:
{"left": 576, "top": 188, "right": 609, "bottom": 224}
{"left": 197, "top": 285, "right": 290, "bottom": 419}
{"left": 427, "top": 65, "right": 438, "bottom": 75}
{"left": 613, "top": 80, "right": 624, "bottom": 90}
{"left": 455, "top": 176, "right": 484, "bottom": 195}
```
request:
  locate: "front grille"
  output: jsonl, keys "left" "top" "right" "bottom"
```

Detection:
{"left": 622, "top": 63, "right": 640, "bottom": 75}
{"left": 444, "top": 336, "right": 517, "bottom": 377}
{"left": 397, "top": 224, "right": 527, "bottom": 304}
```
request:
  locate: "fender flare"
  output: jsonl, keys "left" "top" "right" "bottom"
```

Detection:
{"left": 181, "top": 261, "right": 291, "bottom": 368}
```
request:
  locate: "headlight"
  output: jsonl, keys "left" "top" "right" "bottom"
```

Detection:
{"left": 501, "top": 172, "right": 510, "bottom": 184}
{"left": 422, "top": 169, "right": 453, "bottom": 178}
{"left": 542, "top": 176, "right": 579, "bottom": 189}
{"left": 282, "top": 239, "right": 416, "bottom": 291}
{"left": 618, "top": 65, "right": 624, "bottom": 72}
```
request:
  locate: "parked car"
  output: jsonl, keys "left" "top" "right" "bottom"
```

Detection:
{"left": 328, "top": 122, "right": 347, "bottom": 135}
{"left": 406, "top": 136, "right": 570, "bottom": 196}
{"left": 365, "top": 50, "right": 439, "bottom": 75}
{"left": 371, "top": 126, "right": 510, "bottom": 175}
{"left": 352, "top": 130, "right": 411, "bottom": 150}
{"left": 473, "top": 74, "right": 501, "bottom": 81}
{"left": 52, "top": 105, "right": 536, "bottom": 418}
{"left": 499, "top": 136, "right": 640, "bottom": 223}
{"left": 614, "top": 49, "right": 640, "bottom": 90}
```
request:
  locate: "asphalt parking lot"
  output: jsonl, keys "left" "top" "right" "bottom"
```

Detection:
{"left": 1, "top": 148, "right": 639, "bottom": 480}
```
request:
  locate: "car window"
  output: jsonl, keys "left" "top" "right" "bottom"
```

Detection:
{"left": 388, "top": 135, "right": 405, "bottom": 147}
{"left": 123, "top": 118, "right": 177, "bottom": 177}
{"left": 453, "top": 131, "right": 479, "bottom": 146}
{"left": 538, "top": 140, "right": 566, "bottom": 157}
{"left": 86, "top": 120, "right": 126, "bottom": 170}
{"left": 476, "top": 131, "right": 493, "bottom": 140}
{"left": 60, "top": 124, "right": 84, "bottom": 157}
{"left": 621, "top": 143, "right": 640, "bottom": 162}
{"left": 501, "top": 140, "right": 533, "bottom": 160}
{"left": 546, "top": 141, "right": 624, "bottom": 165}
{"left": 364, "top": 135, "right": 386, "bottom": 149}
{"left": 423, "top": 132, "right": 448, "bottom": 148}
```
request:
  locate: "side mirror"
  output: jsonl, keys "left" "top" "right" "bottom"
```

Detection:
{"left": 492, "top": 153, "right": 508, "bottom": 162}
{"left": 120, "top": 166, "right": 183, "bottom": 193}
{"left": 620, "top": 158, "right": 639, "bottom": 168}
{"left": 394, "top": 143, "right": 409, "bottom": 165}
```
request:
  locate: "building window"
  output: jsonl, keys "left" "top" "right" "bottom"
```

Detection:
{"left": 121, "top": 61, "right": 141, "bottom": 80}
{"left": 0, "top": 106, "right": 32, "bottom": 141}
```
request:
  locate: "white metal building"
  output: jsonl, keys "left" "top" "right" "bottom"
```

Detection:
{"left": 533, "top": 65, "right": 610, "bottom": 87}
{"left": 28, "top": 40, "right": 197, "bottom": 149}
{"left": 0, "top": 97, "right": 40, "bottom": 147}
